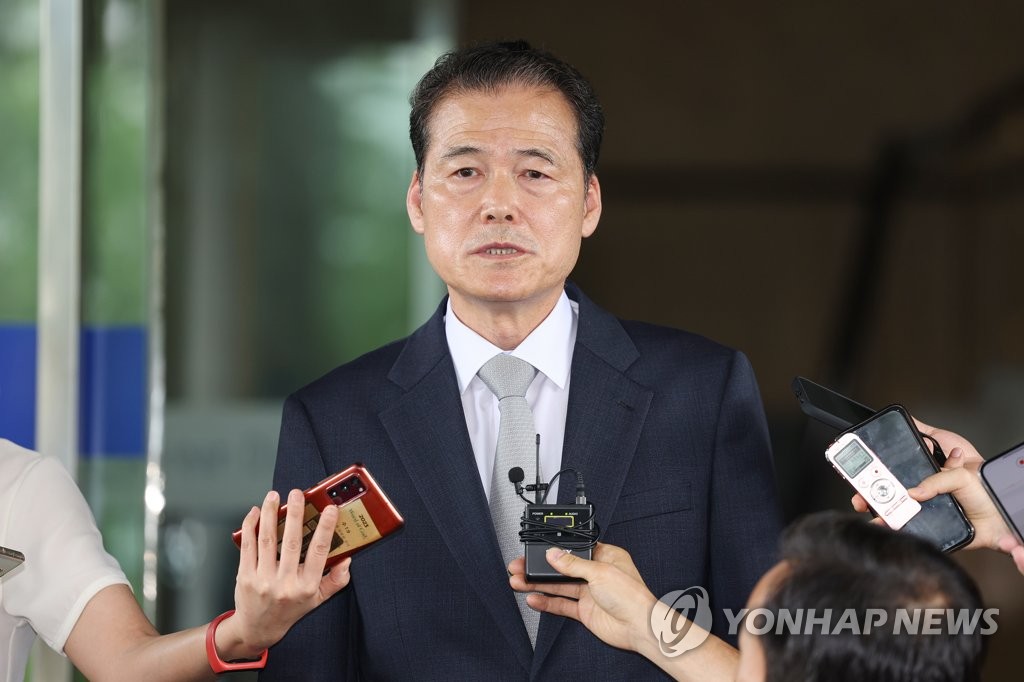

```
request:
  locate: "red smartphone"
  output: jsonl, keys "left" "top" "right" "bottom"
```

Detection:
{"left": 233, "top": 463, "right": 404, "bottom": 569}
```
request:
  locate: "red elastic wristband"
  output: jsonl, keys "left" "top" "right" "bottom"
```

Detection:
{"left": 205, "top": 609, "right": 269, "bottom": 673}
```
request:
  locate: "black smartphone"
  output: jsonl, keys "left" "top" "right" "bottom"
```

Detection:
{"left": 791, "top": 376, "right": 876, "bottom": 431}
{"left": 839, "top": 404, "right": 974, "bottom": 553}
{"left": 979, "top": 440, "right": 1024, "bottom": 544}
{"left": 0, "top": 545, "right": 25, "bottom": 579}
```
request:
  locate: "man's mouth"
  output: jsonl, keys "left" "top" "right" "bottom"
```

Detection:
{"left": 477, "top": 241, "right": 526, "bottom": 256}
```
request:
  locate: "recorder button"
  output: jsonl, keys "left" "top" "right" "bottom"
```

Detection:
{"left": 870, "top": 478, "right": 896, "bottom": 504}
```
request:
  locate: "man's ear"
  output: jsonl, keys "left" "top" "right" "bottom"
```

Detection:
{"left": 581, "top": 173, "right": 602, "bottom": 238}
{"left": 407, "top": 170, "right": 425, "bottom": 234}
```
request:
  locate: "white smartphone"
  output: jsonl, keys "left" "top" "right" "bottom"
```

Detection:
{"left": 826, "top": 432, "right": 922, "bottom": 530}
{"left": 979, "top": 440, "right": 1024, "bottom": 544}
{"left": 0, "top": 546, "right": 25, "bottom": 579}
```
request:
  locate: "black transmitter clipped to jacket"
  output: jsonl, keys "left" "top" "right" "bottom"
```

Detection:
{"left": 522, "top": 503, "right": 595, "bottom": 582}
{"left": 508, "top": 459, "right": 599, "bottom": 583}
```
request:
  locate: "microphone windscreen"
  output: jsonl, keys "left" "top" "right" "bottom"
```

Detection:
{"left": 508, "top": 467, "right": 525, "bottom": 483}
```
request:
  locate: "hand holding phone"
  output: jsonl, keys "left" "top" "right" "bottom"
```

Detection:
{"left": 829, "top": 405, "right": 974, "bottom": 552}
{"left": 233, "top": 464, "right": 404, "bottom": 570}
{"left": 227, "top": 487, "right": 352, "bottom": 658}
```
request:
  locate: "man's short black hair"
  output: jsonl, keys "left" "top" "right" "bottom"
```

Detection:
{"left": 758, "top": 512, "right": 987, "bottom": 682}
{"left": 409, "top": 40, "right": 604, "bottom": 180}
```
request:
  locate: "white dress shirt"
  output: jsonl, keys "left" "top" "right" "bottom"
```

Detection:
{"left": 445, "top": 292, "right": 578, "bottom": 505}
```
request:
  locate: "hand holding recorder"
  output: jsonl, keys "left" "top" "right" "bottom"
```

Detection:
{"left": 830, "top": 404, "right": 973, "bottom": 552}
{"left": 508, "top": 543, "right": 739, "bottom": 681}
{"left": 509, "top": 543, "right": 655, "bottom": 654}
{"left": 850, "top": 419, "right": 1024, "bottom": 576}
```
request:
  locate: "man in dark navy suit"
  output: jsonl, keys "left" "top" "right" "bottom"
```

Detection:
{"left": 263, "top": 40, "right": 783, "bottom": 681}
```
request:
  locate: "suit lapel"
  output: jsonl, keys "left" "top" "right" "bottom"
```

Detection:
{"left": 378, "top": 302, "right": 534, "bottom": 672}
{"left": 531, "top": 285, "right": 654, "bottom": 674}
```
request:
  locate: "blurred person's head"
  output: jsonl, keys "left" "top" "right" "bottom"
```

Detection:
{"left": 735, "top": 512, "right": 988, "bottom": 682}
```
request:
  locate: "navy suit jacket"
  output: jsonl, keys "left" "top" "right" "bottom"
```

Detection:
{"left": 262, "top": 284, "right": 783, "bottom": 681}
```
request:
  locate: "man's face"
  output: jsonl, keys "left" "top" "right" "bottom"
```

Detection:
{"left": 407, "top": 85, "right": 601, "bottom": 319}
{"left": 735, "top": 561, "right": 790, "bottom": 682}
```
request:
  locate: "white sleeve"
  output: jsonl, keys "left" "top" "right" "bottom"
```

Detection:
{"left": 3, "top": 453, "right": 129, "bottom": 654}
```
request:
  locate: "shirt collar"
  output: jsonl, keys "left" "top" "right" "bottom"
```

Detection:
{"left": 445, "top": 291, "right": 576, "bottom": 394}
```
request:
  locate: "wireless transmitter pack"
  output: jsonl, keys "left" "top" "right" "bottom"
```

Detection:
{"left": 507, "top": 437, "right": 600, "bottom": 583}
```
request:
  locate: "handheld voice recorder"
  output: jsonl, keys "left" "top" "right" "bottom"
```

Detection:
{"left": 826, "top": 432, "right": 922, "bottom": 530}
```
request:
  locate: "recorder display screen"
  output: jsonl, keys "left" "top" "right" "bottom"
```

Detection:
{"left": 836, "top": 441, "right": 872, "bottom": 478}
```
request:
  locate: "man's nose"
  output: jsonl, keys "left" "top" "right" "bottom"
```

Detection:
{"left": 479, "top": 174, "right": 517, "bottom": 223}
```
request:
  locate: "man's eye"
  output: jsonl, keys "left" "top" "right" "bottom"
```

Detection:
{"left": 524, "top": 170, "right": 546, "bottom": 180}
{"left": 455, "top": 168, "right": 476, "bottom": 178}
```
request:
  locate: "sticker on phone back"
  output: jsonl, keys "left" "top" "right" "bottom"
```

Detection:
{"left": 277, "top": 500, "right": 383, "bottom": 561}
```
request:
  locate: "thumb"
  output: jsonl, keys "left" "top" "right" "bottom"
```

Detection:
{"left": 908, "top": 467, "right": 970, "bottom": 501}
{"left": 546, "top": 547, "right": 593, "bottom": 580}
{"left": 943, "top": 447, "right": 966, "bottom": 470}
{"left": 319, "top": 557, "right": 352, "bottom": 601}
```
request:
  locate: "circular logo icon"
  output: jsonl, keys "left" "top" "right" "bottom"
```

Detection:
{"left": 651, "top": 586, "right": 713, "bottom": 657}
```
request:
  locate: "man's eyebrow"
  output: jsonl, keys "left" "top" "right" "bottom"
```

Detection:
{"left": 438, "top": 145, "right": 481, "bottom": 161}
{"left": 437, "top": 146, "right": 557, "bottom": 165}
{"left": 517, "top": 148, "right": 556, "bottom": 165}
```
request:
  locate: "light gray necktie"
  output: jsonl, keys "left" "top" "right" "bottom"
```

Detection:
{"left": 478, "top": 353, "right": 540, "bottom": 646}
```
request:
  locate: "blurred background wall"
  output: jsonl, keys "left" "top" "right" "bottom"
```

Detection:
{"left": 2, "top": 0, "right": 1023, "bottom": 679}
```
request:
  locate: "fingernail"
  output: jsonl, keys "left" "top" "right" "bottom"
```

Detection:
{"left": 289, "top": 489, "right": 303, "bottom": 502}
{"left": 950, "top": 447, "right": 963, "bottom": 459}
{"left": 907, "top": 486, "right": 921, "bottom": 496}
{"left": 546, "top": 547, "right": 567, "bottom": 561}
{"left": 265, "top": 491, "right": 278, "bottom": 504}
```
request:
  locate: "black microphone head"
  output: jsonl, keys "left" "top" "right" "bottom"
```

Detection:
{"left": 508, "top": 467, "right": 525, "bottom": 484}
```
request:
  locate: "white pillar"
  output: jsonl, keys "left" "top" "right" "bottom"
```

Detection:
{"left": 33, "top": 0, "right": 83, "bottom": 679}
